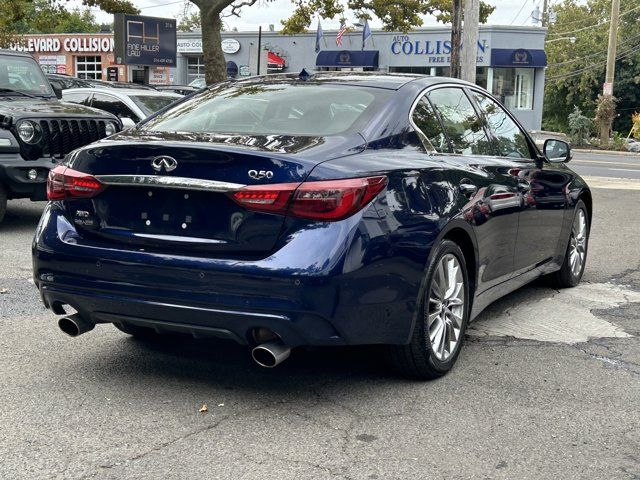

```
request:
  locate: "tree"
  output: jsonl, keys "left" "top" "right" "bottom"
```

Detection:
{"left": 543, "top": 0, "right": 640, "bottom": 136}
{"left": 187, "top": 0, "right": 494, "bottom": 84}
{"left": 0, "top": 0, "right": 137, "bottom": 48}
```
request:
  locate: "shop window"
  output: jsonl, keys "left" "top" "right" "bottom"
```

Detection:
{"left": 492, "top": 67, "right": 534, "bottom": 110}
{"left": 187, "top": 55, "right": 205, "bottom": 84}
{"left": 434, "top": 66, "right": 450, "bottom": 77}
{"left": 475, "top": 67, "right": 488, "bottom": 90}
{"left": 75, "top": 56, "right": 102, "bottom": 80}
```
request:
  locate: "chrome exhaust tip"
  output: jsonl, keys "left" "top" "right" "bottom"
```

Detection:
{"left": 58, "top": 313, "right": 94, "bottom": 337}
{"left": 251, "top": 339, "right": 291, "bottom": 368}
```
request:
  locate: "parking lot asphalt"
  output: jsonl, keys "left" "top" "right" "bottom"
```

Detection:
{"left": 1, "top": 157, "right": 639, "bottom": 479}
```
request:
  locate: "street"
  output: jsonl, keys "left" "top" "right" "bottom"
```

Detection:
{"left": 1, "top": 151, "right": 639, "bottom": 480}
{"left": 572, "top": 150, "right": 640, "bottom": 180}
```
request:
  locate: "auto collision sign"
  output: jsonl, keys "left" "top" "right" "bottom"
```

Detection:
{"left": 114, "top": 14, "right": 176, "bottom": 66}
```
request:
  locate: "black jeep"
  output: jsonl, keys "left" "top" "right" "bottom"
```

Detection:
{"left": 0, "top": 50, "right": 120, "bottom": 222}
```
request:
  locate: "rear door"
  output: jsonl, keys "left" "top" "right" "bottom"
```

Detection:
{"left": 470, "top": 90, "right": 567, "bottom": 273}
{"left": 414, "top": 86, "right": 521, "bottom": 291}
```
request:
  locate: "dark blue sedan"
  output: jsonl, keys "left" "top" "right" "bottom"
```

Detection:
{"left": 33, "top": 73, "right": 591, "bottom": 378}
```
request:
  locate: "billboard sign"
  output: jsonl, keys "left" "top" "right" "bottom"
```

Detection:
{"left": 114, "top": 14, "right": 176, "bottom": 66}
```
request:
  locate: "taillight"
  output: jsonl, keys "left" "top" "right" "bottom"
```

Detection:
{"left": 230, "top": 176, "right": 387, "bottom": 221}
{"left": 47, "top": 165, "right": 105, "bottom": 200}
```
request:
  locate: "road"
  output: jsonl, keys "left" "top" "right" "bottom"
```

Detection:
{"left": 1, "top": 151, "right": 639, "bottom": 480}
{"left": 571, "top": 150, "right": 640, "bottom": 180}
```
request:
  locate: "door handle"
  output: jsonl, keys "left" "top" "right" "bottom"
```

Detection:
{"left": 459, "top": 183, "right": 478, "bottom": 197}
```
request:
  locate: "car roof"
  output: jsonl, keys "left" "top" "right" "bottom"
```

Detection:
{"left": 0, "top": 49, "right": 33, "bottom": 59}
{"left": 63, "top": 87, "right": 182, "bottom": 98}
{"left": 228, "top": 71, "right": 474, "bottom": 91}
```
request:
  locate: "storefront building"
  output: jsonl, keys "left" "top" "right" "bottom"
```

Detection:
{"left": 11, "top": 33, "right": 171, "bottom": 84}
{"left": 176, "top": 26, "right": 547, "bottom": 130}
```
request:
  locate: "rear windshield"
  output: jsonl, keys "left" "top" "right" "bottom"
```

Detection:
{"left": 143, "top": 83, "right": 390, "bottom": 136}
{"left": 130, "top": 95, "right": 180, "bottom": 116}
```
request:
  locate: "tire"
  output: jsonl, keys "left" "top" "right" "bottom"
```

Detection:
{"left": 390, "top": 239, "right": 470, "bottom": 379}
{"left": 0, "top": 183, "right": 7, "bottom": 224}
{"left": 549, "top": 200, "right": 589, "bottom": 288}
{"left": 113, "top": 321, "right": 159, "bottom": 340}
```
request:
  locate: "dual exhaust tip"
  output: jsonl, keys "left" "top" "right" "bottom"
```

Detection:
{"left": 57, "top": 315, "right": 290, "bottom": 368}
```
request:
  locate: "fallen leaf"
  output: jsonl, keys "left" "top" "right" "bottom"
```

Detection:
{"left": 217, "top": 403, "right": 224, "bottom": 407}
{"left": 0, "top": 288, "right": 7, "bottom": 294}
{"left": 199, "top": 404, "right": 208, "bottom": 413}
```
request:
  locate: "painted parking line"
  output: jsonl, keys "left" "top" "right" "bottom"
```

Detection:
{"left": 572, "top": 159, "right": 640, "bottom": 167}
{"left": 582, "top": 176, "right": 640, "bottom": 190}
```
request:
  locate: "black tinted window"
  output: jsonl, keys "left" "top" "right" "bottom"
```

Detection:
{"left": 412, "top": 97, "right": 450, "bottom": 153}
{"left": 426, "top": 88, "right": 492, "bottom": 156}
{"left": 144, "top": 83, "right": 390, "bottom": 136}
{"left": 472, "top": 92, "right": 532, "bottom": 159}
{"left": 92, "top": 94, "right": 138, "bottom": 121}
{"left": 63, "top": 92, "right": 92, "bottom": 105}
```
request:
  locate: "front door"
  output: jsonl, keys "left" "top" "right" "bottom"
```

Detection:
{"left": 470, "top": 90, "right": 567, "bottom": 273}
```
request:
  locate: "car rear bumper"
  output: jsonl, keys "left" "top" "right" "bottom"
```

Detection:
{"left": 33, "top": 203, "right": 426, "bottom": 347}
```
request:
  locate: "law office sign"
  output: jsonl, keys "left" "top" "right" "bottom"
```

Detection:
{"left": 114, "top": 14, "right": 177, "bottom": 66}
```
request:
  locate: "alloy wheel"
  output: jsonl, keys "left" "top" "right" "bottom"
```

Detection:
{"left": 427, "top": 254, "right": 465, "bottom": 361}
{"left": 569, "top": 209, "right": 587, "bottom": 277}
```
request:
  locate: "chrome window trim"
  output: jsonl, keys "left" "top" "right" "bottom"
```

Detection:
{"left": 95, "top": 175, "right": 246, "bottom": 192}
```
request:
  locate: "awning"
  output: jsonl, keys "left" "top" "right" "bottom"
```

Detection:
{"left": 316, "top": 50, "right": 379, "bottom": 68}
{"left": 268, "top": 52, "right": 286, "bottom": 70}
{"left": 491, "top": 48, "right": 547, "bottom": 67}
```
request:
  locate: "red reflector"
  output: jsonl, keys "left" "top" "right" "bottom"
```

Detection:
{"left": 229, "top": 176, "right": 387, "bottom": 221}
{"left": 47, "top": 165, "right": 105, "bottom": 200}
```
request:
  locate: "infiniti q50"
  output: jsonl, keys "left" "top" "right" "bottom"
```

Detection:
{"left": 32, "top": 73, "right": 591, "bottom": 378}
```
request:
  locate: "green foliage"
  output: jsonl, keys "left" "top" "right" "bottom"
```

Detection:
{"left": 178, "top": 11, "right": 202, "bottom": 32}
{"left": 281, "top": 0, "right": 495, "bottom": 35}
{"left": 543, "top": 0, "right": 640, "bottom": 135}
{"left": 0, "top": 0, "right": 137, "bottom": 47}
{"left": 567, "top": 106, "right": 592, "bottom": 146}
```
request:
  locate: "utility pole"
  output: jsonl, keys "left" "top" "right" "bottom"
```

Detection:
{"left": 600, "top": 0, "right": 620, "bottom": 143}
{"left": 461, "top": 0, "right": 480, "bottom": 83}
{"left": 541, "top": 0, "right": 549, "bottom": 26}
{"left": 604, "top": 0, "right": 620, "bottom": 94}
{"left": 450, "top": 0, "right": 463, "bottom": 78}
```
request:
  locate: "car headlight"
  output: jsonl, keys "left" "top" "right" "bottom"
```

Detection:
{"left": 17, "top": 120, "right": 39, "bottom": 144}
{"left": 104, "top": 121, "right": 118, "bottom": 136}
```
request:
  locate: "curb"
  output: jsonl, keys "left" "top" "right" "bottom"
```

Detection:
{"left": 574, "top": 148, "right": 640, "bottom": 156}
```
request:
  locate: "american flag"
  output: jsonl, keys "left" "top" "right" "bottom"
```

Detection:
{"left": 336, "top": 25, "right": 347, "bottom": 47}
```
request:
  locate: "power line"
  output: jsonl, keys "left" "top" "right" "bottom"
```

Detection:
{"left": 546, "top": 45, "right": 638, "bottom": 81}
{"left": 548, "top": 3, "right": 640, "bottom": 37}
{"left": 509, "top": 0, "right": 530, "bottom": 25}
{"left": 547, "top": 31, "right": 640, "bottom": 67}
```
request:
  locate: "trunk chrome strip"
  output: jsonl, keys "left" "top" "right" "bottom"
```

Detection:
{"left": 95, "top": 175, "right": 245, "bottom": 192}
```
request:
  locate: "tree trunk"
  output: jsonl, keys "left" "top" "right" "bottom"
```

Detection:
{"left": 450, "top": 0, "right": 463, "bottom": 79}
{"left": 200, "top": 5, "right": 227, "bottom": 84}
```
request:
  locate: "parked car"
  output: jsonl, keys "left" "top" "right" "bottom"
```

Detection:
{"left": 154, "top": 85, "right": 198, "bottom": 95}
{"left": 625, "top": 138, "right": 640, "bottom": 153}
{"left": 188, "top": 77, "right": 206, "bottom": 89}
{"left": 33, "top": 73, "right": 592, "bottom": 378}
{"left": 62, "top": 87, "right": 182, "bottom": 127}
{"left": 46, "top": 73, "right": 93, "bottom": 93}
{"left": 0, "top": 50, "right": 120, "bottom": 223}
{"left": 529, "top": 130, "right": 571, "bottom": 152}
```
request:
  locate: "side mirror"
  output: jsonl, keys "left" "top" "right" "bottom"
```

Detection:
{"left": 51, "top": 84, "right": 63, "bottom": 99}
{"left": 543, "top": 138, "right": 571, "bottom": 163}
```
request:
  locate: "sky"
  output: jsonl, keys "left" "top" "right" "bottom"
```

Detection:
{"left": 79, "top": 0, "right": 545, "bottom": 31}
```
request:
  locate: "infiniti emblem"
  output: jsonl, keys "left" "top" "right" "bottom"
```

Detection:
{"left": 151, "top": 156, "right": 178, "bottom": 173}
